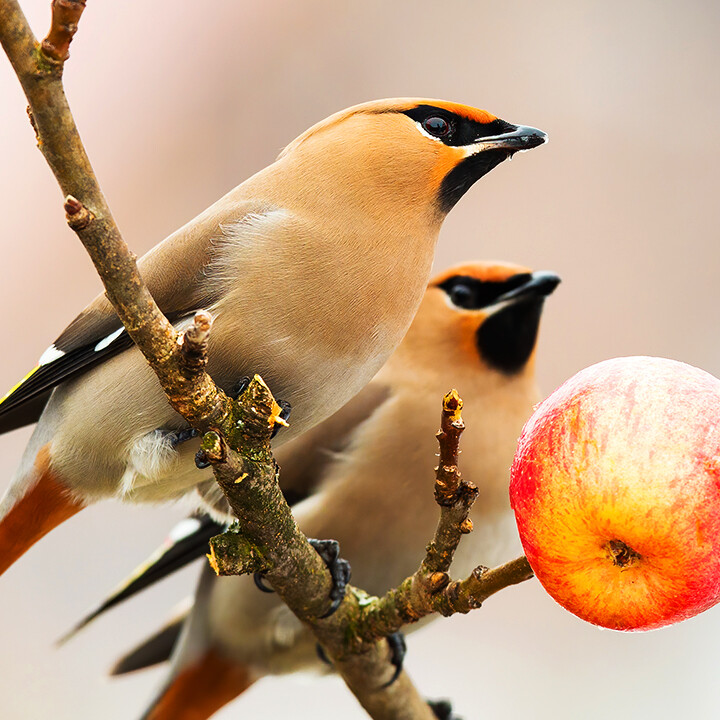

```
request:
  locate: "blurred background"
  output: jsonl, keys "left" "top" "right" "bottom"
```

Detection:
{"left": 1, "top": 0, "right": 720, "bottom": 718}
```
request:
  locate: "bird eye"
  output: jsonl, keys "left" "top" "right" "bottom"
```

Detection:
{"left": 422, "top": 116, "right": 452, "bottom": 138}
{"left": 449, "top": 284, "right": 473, "bottom": 308}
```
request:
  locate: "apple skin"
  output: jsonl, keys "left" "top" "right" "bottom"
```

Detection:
{"left": 510, "top": 356, "right": 720, "bottom": 631}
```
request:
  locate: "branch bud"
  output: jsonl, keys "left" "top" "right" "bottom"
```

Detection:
{"left": 64, "top": 195, "right": 92, "bottom": 230}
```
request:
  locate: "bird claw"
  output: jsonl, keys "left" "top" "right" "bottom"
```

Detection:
{"left": 194, "top": 449, "right": 211, "bottom": 469}
{"left": 381, "top": 631, "right": 407, "bottom": 688}
{"left": 309, "top": 538, "right": 351, "bottom": 618}
{"left": 316, "top": 642, "right": 332, "bottom": 666}
{"left": 231, "top": 376, "right": 251, "bottom": 399}
{"left": 428, "top": 699, "right": 463, "bottom": 720}
{"left": 270, "top": 400, "right": 292, "bottom": 439}
{"left": 167, "top": 427, "right": 199, "bottom": 448}
{"left": 253, "top": 572, "right": 275, "bottom": 593}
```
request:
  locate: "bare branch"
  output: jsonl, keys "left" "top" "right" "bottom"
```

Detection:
{"left": 351, "top": 393, "right": 534, "bottom": 643}
{"left": 425, "top": 389, "right": 479, "bottom": 575}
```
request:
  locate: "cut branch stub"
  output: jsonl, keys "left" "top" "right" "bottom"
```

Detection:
{"left": 207, "top": 523, "right": 270, "bottom": 577}
{"left": 41, "top": 0, "right": 87, "bottom": 63}
{"left": 222, "top": 375, "right": 285, "bottom": 461}
{"left": 451, "top": 557, "right": 534, "bottom": 613}
{"left": 180, "top": 311, "right": 213, "bottom": 374}
{"left": 422, "top": 389, "right": 478, "bottom": 576}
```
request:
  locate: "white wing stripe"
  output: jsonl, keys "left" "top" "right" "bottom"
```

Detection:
{"left": 38, "top": 344, "right": 66, "bottom": 366}
{"left": 94, "top": 327, "right": 125, "bottom": 353}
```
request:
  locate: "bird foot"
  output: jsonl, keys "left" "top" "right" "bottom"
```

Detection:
{"left": 252, "top": 538, "right": 350, "bottom": 619}
{"left": 309, "top": 538, "right": 351, "bottom": 618}
{"left": 316, "top": 630, "right": 407, "bottom": 689}
{"left": 167, "top": 427, "right": 199, "bottom": 448}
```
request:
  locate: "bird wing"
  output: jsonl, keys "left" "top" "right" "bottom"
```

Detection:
{"left": 0, "top": 195, "right": 267, "bottom": 433}
{"left": 274, "top": 380, "right": 393, "bottom": 500}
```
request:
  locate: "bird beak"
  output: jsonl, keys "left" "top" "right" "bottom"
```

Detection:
{"left": 497, "top": 271, "right": 561, "bottom": 302}
{"left": 484, "top": 271, "right": 561, "bottom": 317}
{"left": 475, "top": 125, "right": 548, "bottom": 153}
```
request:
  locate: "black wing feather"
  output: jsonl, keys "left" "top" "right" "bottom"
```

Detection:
{"left": 57, "top": 514, "right": 224, "bottom": 646}
{"left": 0, "top": 326, "right": 133, "bottom": 433}
{"left": 110, "top": 615, "right": 186, "bottom": 675}
{"left": 0, "top": 308, "right": 191, "bottom": 434}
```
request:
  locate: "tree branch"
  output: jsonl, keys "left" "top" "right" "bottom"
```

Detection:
{"left": 207, "top": 384, "right": 534, "bottom": 714}
{"left": 0, "top": 2, "right": 440, "bottom": 717}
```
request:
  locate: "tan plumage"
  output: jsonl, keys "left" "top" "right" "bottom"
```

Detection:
{"left": 0, "top": 99, "right": 546, "bottom": 576}
{"left": 95, "top": 261, "right": 559, "bottom": 719}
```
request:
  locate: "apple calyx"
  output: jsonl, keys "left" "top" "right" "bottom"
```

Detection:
{"left": 605, "top": 539, "right": 641, "bottom": 570}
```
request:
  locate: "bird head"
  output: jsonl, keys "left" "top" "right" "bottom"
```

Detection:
{"left": 276, "top": 99, "right": 546, "bottom": 220}
{"left": 397, "top": 261, "right": 560, "bottom": 378}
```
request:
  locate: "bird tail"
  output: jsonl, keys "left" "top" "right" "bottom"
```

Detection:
{"left": 0, "top": 443, "right": 85, "bottom": 576}
{"left": 58, "top": 514, "right": 224, "bottom": 646}
{"left": 140, "top": 651, "right": 256, "bottom": 720}
{"left": 110, "top": 600, "right": 191, "bottom": 676}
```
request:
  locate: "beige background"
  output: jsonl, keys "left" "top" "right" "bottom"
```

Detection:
{"left": 1, "top": 0, "right": 720, "bottom": 718}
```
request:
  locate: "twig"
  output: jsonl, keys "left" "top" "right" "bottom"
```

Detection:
{"left": 425, "top": 389, "right": 479, "bottom": 574}
{"left": 350, "top": 393, "right": 534, "bottom": 644}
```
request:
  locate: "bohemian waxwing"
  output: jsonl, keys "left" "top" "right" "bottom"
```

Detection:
{"left": 0, "top": 100, "right": 546, "bottom": 577}
{"left": 66, "top": 262, "right": 560, "bottom": 720}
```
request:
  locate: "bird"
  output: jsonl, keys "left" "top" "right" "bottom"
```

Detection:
{"left": 0, "top": 99, "right": 546, "bottom": 578}
{"left": 66, "top": 261, "right": 560, "bottom": 720}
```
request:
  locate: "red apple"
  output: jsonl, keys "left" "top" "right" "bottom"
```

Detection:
{"left": 510, "top": 356, "right": 720, "bottom": 631}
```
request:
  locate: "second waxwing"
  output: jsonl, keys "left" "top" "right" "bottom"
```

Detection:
{"left": 65, "top": 261, "right": 560, "bottom": 720}
{"left": 0, "top": 100, "right": 546, "bottom": 578}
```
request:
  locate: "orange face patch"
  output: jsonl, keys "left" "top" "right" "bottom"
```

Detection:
{"left": 432, "top": 261, "right": 531, "bottom": 287}
{"left": 416, "top": 99, "right": 498, "bottom": 125}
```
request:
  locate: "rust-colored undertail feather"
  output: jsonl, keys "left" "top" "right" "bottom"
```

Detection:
{"left": 0, "top": 444, "right": 85, "bottom": 576}
{"left": 142, "top": 651, "right": 255, "bottom": 720}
